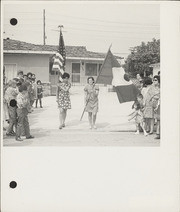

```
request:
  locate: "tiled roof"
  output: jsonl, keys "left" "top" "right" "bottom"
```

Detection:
{"left": 3, "top": 39, "right": 119, "bottom": 59}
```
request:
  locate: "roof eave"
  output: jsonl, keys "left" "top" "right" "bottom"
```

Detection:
{"left": 3, "top": 50, "right": 105, "bottom": 61}
{"left": 3, "top": 50, "right": 56, "bottom": 55}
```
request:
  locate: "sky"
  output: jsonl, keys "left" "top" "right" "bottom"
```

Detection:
{"left": 3, "top": 2, "right": 160, "bottom": 57}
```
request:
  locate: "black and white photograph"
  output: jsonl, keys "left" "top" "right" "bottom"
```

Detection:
{"left": 1, "top": 1, "right": 180, "bottom": 212}
{"left": 2, "top": 2, "right": 161, "bottom": 146}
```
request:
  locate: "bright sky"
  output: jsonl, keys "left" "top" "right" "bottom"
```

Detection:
{"left": 3, "top": 2, "right": 160, "bottom": 57}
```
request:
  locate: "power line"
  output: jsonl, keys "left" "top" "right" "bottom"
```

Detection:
{"left": 48, "top": 31, "right": 158, "bottom": 41}
{"left": 4, "top": 23, "right": 159, "bottom": 34}
{"left": 47, "top": 11, "right": 159, "bottom": 27}
{"left": 3, "top": 21, "right": 159, "bottom": 33}
{"left": 3, "top": 11, "right": 159, "bottom": 27}
{"left": 3, "top": 11, "right": 40, "bottom": 14}
{"left": 51, "top": 26, "right": 159, "bottom": 35}
{"left": 46, "top": 17, "right": 159, "bottom": 28}
{"left": 4, "top": 25, "right": 159, "bottom": 39}
{"left": 3, "top": 23, "right": 42, "bottom": 26}
{"left": 46, "top": 22, "right": 159, "bottom": 32}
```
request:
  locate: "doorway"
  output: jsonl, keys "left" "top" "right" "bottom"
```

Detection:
{"left": 4, "top": 64, "right": 17, "bottom": 83}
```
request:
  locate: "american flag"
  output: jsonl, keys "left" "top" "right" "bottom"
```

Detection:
{"left": 58, "top": 29, "right": 66, "bottom": 67}
{"left": 52, "top": 29, "right": 66, "bottom": 81}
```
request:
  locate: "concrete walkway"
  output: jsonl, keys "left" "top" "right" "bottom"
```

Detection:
{"left": 3, "top": 86, "right": 160, "bottom": 146}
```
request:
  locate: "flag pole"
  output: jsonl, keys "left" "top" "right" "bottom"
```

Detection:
{"left": 80, "top": 44, "right": 112, "bottom": 121}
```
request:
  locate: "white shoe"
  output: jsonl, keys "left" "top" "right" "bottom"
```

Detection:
{"left": 144, "top": 132, "right": 148, "bottom": 136}
{"left": 135, "top": 131, "right": 140, "bottom": 135}
{"left": 93, "top": 125, "right": 97, "bottom": 129}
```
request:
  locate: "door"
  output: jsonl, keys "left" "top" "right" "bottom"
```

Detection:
{"left": 4, "top": 64, "right": 17, "bottom": 82}
{"left": 72, "top": 63, "right": 80, "bottom": 83}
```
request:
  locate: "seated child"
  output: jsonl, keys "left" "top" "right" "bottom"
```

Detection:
{"left": 128, "top": 100, "right": 148, "bottom": 136}
{"left": 16, "top": 84, "right": 34, "bottom": 141}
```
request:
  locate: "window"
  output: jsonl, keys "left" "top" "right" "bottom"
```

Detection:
{"left": 85, "top": 63, "right": 98, "bottom": 76}
{"left": 72, "top": 63, "right": 80, "bottom": 83}
{"left": 50, "top": 70, "right": 59, "bottom": 75}
{"left": 72, "top": 63, "right": 80, "bottom": 73}
{"left": 98, "top": 64, "right": 102, "bottom": 73}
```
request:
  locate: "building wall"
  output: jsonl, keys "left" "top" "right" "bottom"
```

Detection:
{"left": 66, "top": 59, "right": 103, "bottom": 85}
{"left": 4, "top": 53, "right": 104, "bottom": 96}
{"left": 4, "top": 53, "right": 104, "bottom": 84}
{"left": 4, "top": 53, "right": 50, "bottom": 82}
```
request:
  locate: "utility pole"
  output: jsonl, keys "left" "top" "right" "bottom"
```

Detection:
{"left": 43, "top": 9, "right": 46, "bottom": 45}
{"left": 58, "top": 25, "right": 64, "bottom": 33}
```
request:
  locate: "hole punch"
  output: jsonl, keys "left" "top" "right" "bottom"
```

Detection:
{"left": 10, "top": 18, "right": 18, "bottom": 26}
{"left": 9, "top": 181, "right": 17, "bottom": 189}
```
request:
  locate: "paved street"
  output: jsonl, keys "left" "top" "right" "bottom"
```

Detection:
{"left": 3, "top": 86, "right": 160, "bottom": 146}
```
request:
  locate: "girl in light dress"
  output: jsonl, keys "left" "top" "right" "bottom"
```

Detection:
{"left": 128, "top": 94, "right": 148, "bottom": 136}
{"left": 56, "top": 73, "right": 71, "bottom": 130}
{"left": 84, "top": 77, "right": 99, "bottom": 129}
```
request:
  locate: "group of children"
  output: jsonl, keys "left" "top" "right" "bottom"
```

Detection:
{"left": 3, "top": 70, "right": 44, "bottom": 141}
{"left": 128, "top": 74, "right": 160, "bottom": 139}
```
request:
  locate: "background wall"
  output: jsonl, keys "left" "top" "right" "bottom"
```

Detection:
{"left": 4, "top": 53, "right": 50, "bottom": 82}
{"left": 67, "top": 59, "right": 103, "bottom": 85}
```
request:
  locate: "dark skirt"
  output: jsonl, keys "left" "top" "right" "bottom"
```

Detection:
{"left": 37, "top": 93, "right": 43, "bottom": 99}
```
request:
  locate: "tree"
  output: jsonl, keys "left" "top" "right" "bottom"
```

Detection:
{"left": 123, "top": 38, "right": 160, "bottom": 77}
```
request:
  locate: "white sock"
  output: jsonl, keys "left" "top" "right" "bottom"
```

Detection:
{"left": 135, "top": 130, "right": 140, "bottom": 135}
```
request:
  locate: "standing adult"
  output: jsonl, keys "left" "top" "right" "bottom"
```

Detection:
{"left": 141, "top": 77, "right": 153, "bottom": 132}
{"left": 142, "top": 76, "right": 160, "bottom": 134}
{"left": 84, "top": 77, "right": 99, "bottom": 129}
{"left": 151, "top": 75, "right": 160, "bottom": 139}
{"left": 56, "top": 73, "right": 71, "bottom": 129}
